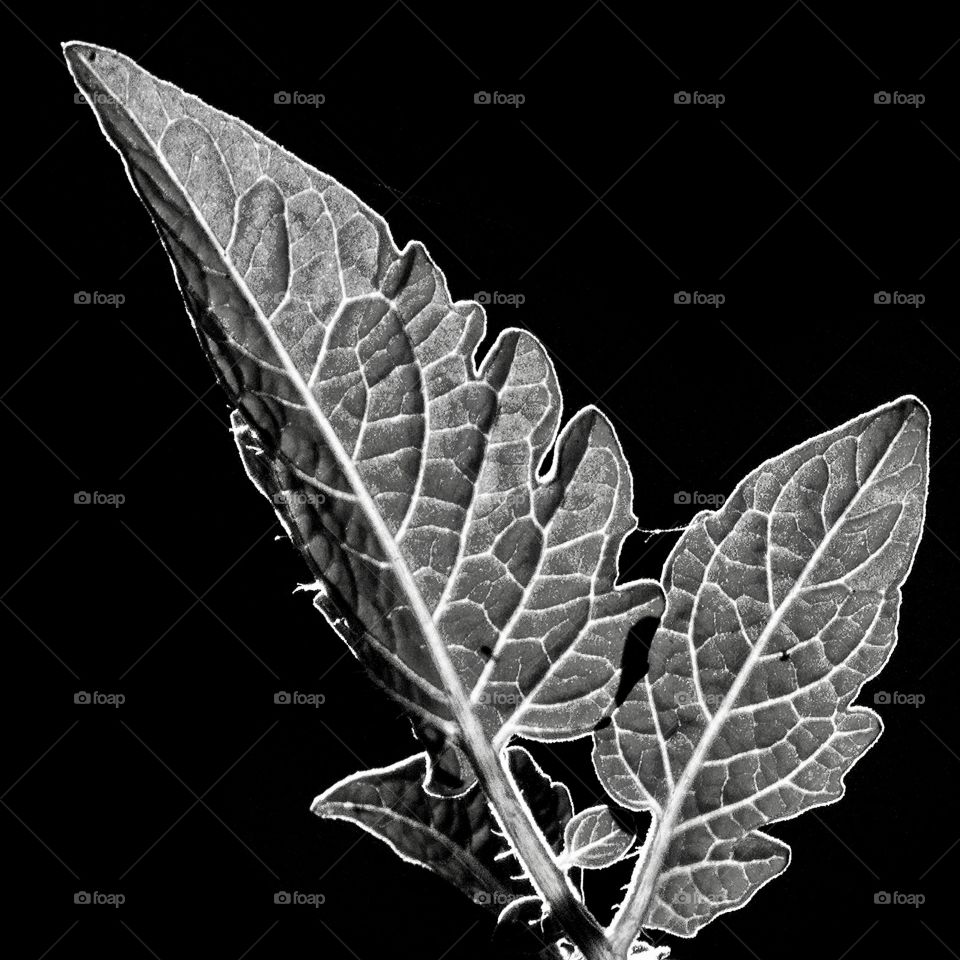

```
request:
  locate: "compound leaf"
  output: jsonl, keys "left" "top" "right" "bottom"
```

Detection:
{"left": 594, "top": 398, "right": 929, "bottom": 937}
{"left": 312, "top": 745, "right": 572, "bottom": 909}
{"left": 66, "top": 40, "right": 663, "bottom": 796}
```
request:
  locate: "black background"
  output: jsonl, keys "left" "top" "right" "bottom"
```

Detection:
{"left": 3, "top": 2, "right": 958, "bottom": 959}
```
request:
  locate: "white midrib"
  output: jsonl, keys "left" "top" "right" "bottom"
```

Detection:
{"left": 92, "top": 65, "right": 616, "bottom": 960}
{"left": 102, "top": 63, "right": 472, "bottom": 726}
{"left": 608, "top": 416, "right": 910, "bottom": 952}
{"left": 320, "top": 802, "right": 505, "bottom": 892}
{"left": 557, "top": 828, "right": 628, "bottom": 870}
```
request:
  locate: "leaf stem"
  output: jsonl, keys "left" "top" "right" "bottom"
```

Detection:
{"left": 606, "top": 812, "right": 673, "bottom": 956}
{"left": 400, "top": 602, "right": 616, "bottom": 958}
{"left": 469, "top": 727, "right": 616, "bottom": 960}
{"left": 75, "top": 47, "right": 618, "bottom": 953}
{"left": 271, "top": 346, "right": 618, "bottom": 959}
{"left": 253, "top": 345, "right": 615, "bottom": 958}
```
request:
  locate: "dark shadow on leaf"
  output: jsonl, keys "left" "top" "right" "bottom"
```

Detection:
{"left": 612, "top": 614, "right": 659, "bottom": 709}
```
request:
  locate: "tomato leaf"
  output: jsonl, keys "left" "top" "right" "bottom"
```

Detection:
{"left": 595, "top": 397, "right": 929, "bottom": 937}
{"left": 66, "top": 41, "right": 663, "bottom": 800}
{"left": 312, "top": 746, "right": 572, "bottom": 907}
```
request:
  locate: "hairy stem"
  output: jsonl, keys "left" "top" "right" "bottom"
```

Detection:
{"left": 355, "top": 493, "right": 617, "bottom": 959}
{"left": 333, "top": 458, "right": 616, "bottom": 959}
{"left": 70, "top": 50, "right": 618, "bottom": 957}
{"left": 251, "top": 334, "right": 614, "bottom": 957}
{"left": 433, "top": 659, "right": 616, "bottom": 960}
{"left": 606, "top": 813, "right": 673, "bottom": 956}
